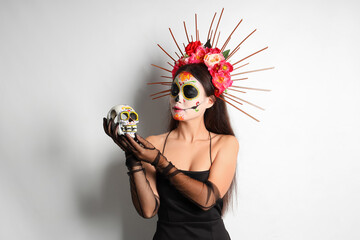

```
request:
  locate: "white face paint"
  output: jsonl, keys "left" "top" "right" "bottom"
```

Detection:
{"left": 169, "top": 71, "right": 213, "bottom": 121}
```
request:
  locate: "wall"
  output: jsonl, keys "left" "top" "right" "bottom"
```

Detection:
{"left": 1, "top": 0, "right": 359, "bottom": 239}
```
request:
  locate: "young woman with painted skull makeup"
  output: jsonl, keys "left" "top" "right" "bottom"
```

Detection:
{"left": 103, "top": 63, "right": 238, "bottom": 239}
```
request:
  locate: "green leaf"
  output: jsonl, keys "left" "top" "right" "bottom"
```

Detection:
{"left": 222, "top": 49, "right": 230, "bottom": 59}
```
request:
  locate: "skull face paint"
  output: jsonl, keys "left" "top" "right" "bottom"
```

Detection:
{"left": 107, "top": 104, "right": 139, "bottom": 137}
{"left": 170, "top": 71, "right": 212, "bottom": 121}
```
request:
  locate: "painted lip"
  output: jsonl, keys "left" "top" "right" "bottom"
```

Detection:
{"left": 172, "top": 106, "right": 184, "bottom": 112}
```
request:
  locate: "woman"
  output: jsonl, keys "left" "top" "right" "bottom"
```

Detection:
{"left": 103, "top": 62, "right": 239, "bottom": 239}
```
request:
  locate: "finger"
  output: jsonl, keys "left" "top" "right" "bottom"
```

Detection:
{"left": 111, "top": 122, "right": 119, "bottom": 136}
{"left": 110, "top": 120, "right": 118, "bottom": 136}
{"left": 125, "top": 134, "right": 144, "bottom": 152}
{"left": 120, "top": 135, "right": 137, "bottom": 152}
{"left": 108, "top": 118, "right": 113, "bottom": 136}
{"left": 114, "top": 134, "right": 130, "bottom": 152}
{"left": 103, "top": 118, "right": 110, "bottom": 136}
{"left": 114, "top": 123, "right": 120, "bottom": 136}
{"left": 135, "top": 134, "right": 155, "bottom": 149}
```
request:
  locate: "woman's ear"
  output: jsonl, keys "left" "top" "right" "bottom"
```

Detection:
{"left": 206, "top": 95, "right": 216, "bottom": 108}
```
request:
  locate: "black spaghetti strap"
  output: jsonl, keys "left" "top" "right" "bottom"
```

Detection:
{"left": 209, "top": 131, "right": 213, "bottom": 166}
{"left": 162, "top": 130, "right": 172, "bottom": 155}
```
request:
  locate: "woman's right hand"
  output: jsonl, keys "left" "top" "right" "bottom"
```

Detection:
{"left": 103, "top": 117, "right": 132, "bottom": 154}
{"left": 103, "top": 117, "right": 143, "bottom": 169}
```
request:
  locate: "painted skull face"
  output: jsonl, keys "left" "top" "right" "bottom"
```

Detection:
{"left": 107, "top": 104, "right": 139, "bottom": 137}
{"left": 170, "top": 71, "right": 212, "bottom": 121}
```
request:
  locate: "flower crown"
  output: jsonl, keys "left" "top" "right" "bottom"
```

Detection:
{"left": 172, "top": 40, "right": 233, "bottom": 97}
{"left": 148, "top": 8, "right": 273, "bottom": 122}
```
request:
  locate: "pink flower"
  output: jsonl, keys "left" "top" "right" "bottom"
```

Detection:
{"left": 204, "top": 53, "right": 225, "bottom": 68}
{"left": 212, "top": 72, "right": 233, "bottom": 96}
{"left": 218, "top": 60, "right": 233, "bottom": 73}
{"left": 189, "top": 46, "right": 206, "bottom": 63}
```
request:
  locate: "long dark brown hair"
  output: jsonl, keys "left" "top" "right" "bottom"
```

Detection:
{"left": 167, "top": 63, "right": 237, "bottom": 215}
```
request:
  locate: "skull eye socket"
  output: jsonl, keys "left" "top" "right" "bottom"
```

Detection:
{"left": 183, "top": 84, "right": 199, "bottom": 100}
{"left": 120, "top": 112, "right": 129, "bottom": 120}
{"left": 130, "top": 112, "right": 138, "bottom": 121}
{"left": 171, "top": 82, "right": 179, "bottom": 97}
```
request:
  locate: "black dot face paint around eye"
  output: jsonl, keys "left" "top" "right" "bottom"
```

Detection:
{"left": 183, "top": 84, "right": 199, "bottom": 99}
{"left": 171, "top": 82, "right": 179, "bottom": 97}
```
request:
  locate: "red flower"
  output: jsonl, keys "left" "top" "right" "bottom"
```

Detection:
{"left": 185, "top": 41, "right": 202, "bottom": 56}
{"left": 172, "top": 58, "right": 187, "bottom": 78}
{"left": 205, "top": 47, "right": 221, "bottom": 54}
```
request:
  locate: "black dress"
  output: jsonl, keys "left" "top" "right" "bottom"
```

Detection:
{"left": 152, "top": 130, "right": 231, "bottom": 240}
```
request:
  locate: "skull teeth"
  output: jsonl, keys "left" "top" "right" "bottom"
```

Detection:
{"left": 121, "top": 125, "right": 137, "bottom": 132}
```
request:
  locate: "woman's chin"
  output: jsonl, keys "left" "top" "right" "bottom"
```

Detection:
{"left": 172, "top": 113, "right": 185, "bottom": 121}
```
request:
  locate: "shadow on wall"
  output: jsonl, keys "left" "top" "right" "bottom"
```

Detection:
{"left": 75, "top": 62, "right": 170, "bottom": 239}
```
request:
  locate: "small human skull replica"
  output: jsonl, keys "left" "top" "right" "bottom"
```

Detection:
{"left": 107, "top": 104, "right": 139, "bottom": 138}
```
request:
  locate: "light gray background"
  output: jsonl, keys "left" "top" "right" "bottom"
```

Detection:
{"left": 1, "top": 0, "right": 359, "bottom": 239}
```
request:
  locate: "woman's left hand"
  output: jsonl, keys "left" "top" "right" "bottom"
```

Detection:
{"left": 122, "top": 133, "right": 161, "bottom": 165}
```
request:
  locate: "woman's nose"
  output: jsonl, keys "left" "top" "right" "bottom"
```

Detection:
{"left": 175, "top": 94, "right": 180, "bottom": 102}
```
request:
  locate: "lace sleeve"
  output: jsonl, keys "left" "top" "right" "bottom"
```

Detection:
{"left": 126, "top": 152, "right": 160, "bottom": 218}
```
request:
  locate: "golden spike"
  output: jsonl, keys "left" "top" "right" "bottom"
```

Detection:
{"left": 218, "top": 96, "right": 260, "bottom": 122}
{"left": 229, "top": 86, "right": 271, "bottom": 91}
{"left": 227, "top": 88, "right": 246, "bottom": 93}
{"left": 183, "top": 21, "right": 190, "bottom": 43}
{"left": 169, "top": 28, "right": 184, "bottom": 56}
{"left": 191, "top": 35, "right": 193, "bottom": 42}
{"left": 226, "top": 45, "right": 240, "bottom": 60}
{"left": 224, "top": 92, "right": 265, "bottom": 110}
{"left": 212, "top": 8, "right": 224, "bottom": 47}
{"left": 221, "top": 36, "right": 231, "bottom": 53}
{"left": 195, "top": 13, "right": 198, "bottom": 41}
{"left": 167, "top": 62, "right": 174, "bottom": 67}
{"left": 220, "top": 19, "right": 243, "bottom": 52}
{"left": 161, "top": 76, "right": 173, "bottom": 79}
{"left": 233, "top": 47, "right": 268, "bottom": 66}
{"left": 223, "top": 94, "right": 244, "bottom": 105}
{"left": 175, "top": 52, "right": 180, "bottom": 58}
{"left": 147, "top": 81, "right": 172, "bottom": 85}
{"left": 227, "top": 29, "right": 257, "bottom": 60}
{"left": 151, "top": 64, "right": 172, "bottom": 73}
{"left": 209, "top": 30, "right": 214, "bottom": 43}
{"left": 152, "top": 93, "right": 171, "bottom": 100}
{"left": 215, "top": 31, "right": 221, "bottom": 48}
{"left": 233, "top": 63, "right": 249, "bottom": 71}
{"left": 150, "top": 89, "right": 171, "bottom": 97}
{"left": 207, "top": 12, "right": 217, "bottom": 41}
{"left": 231, "top": 67, "right": 274, "bottom": 76}
{"left": 231, "top": 77, "right": 248, "bottom": 81}
{"left": 157, "top": 44, "right": 176, "bottom": 62}
{"left": 197, "top": 29, "right": 200, "bottom": 42}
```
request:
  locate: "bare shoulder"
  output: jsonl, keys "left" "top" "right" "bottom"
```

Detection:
{"left": 212, "top": 133, "right": 239, "bottom": 149}
{"left": 219, "top": 134, "right": 239, "bottom": 148}
{"left": 145, "top": 132, "right": 170, "bottom": 150}
{"left": 211, "top": 133, "right": 239, "bottom": 164}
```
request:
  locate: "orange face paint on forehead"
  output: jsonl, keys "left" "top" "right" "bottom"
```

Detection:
{"left": 178, "top": 71, "right": 193, "bottom": 82}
